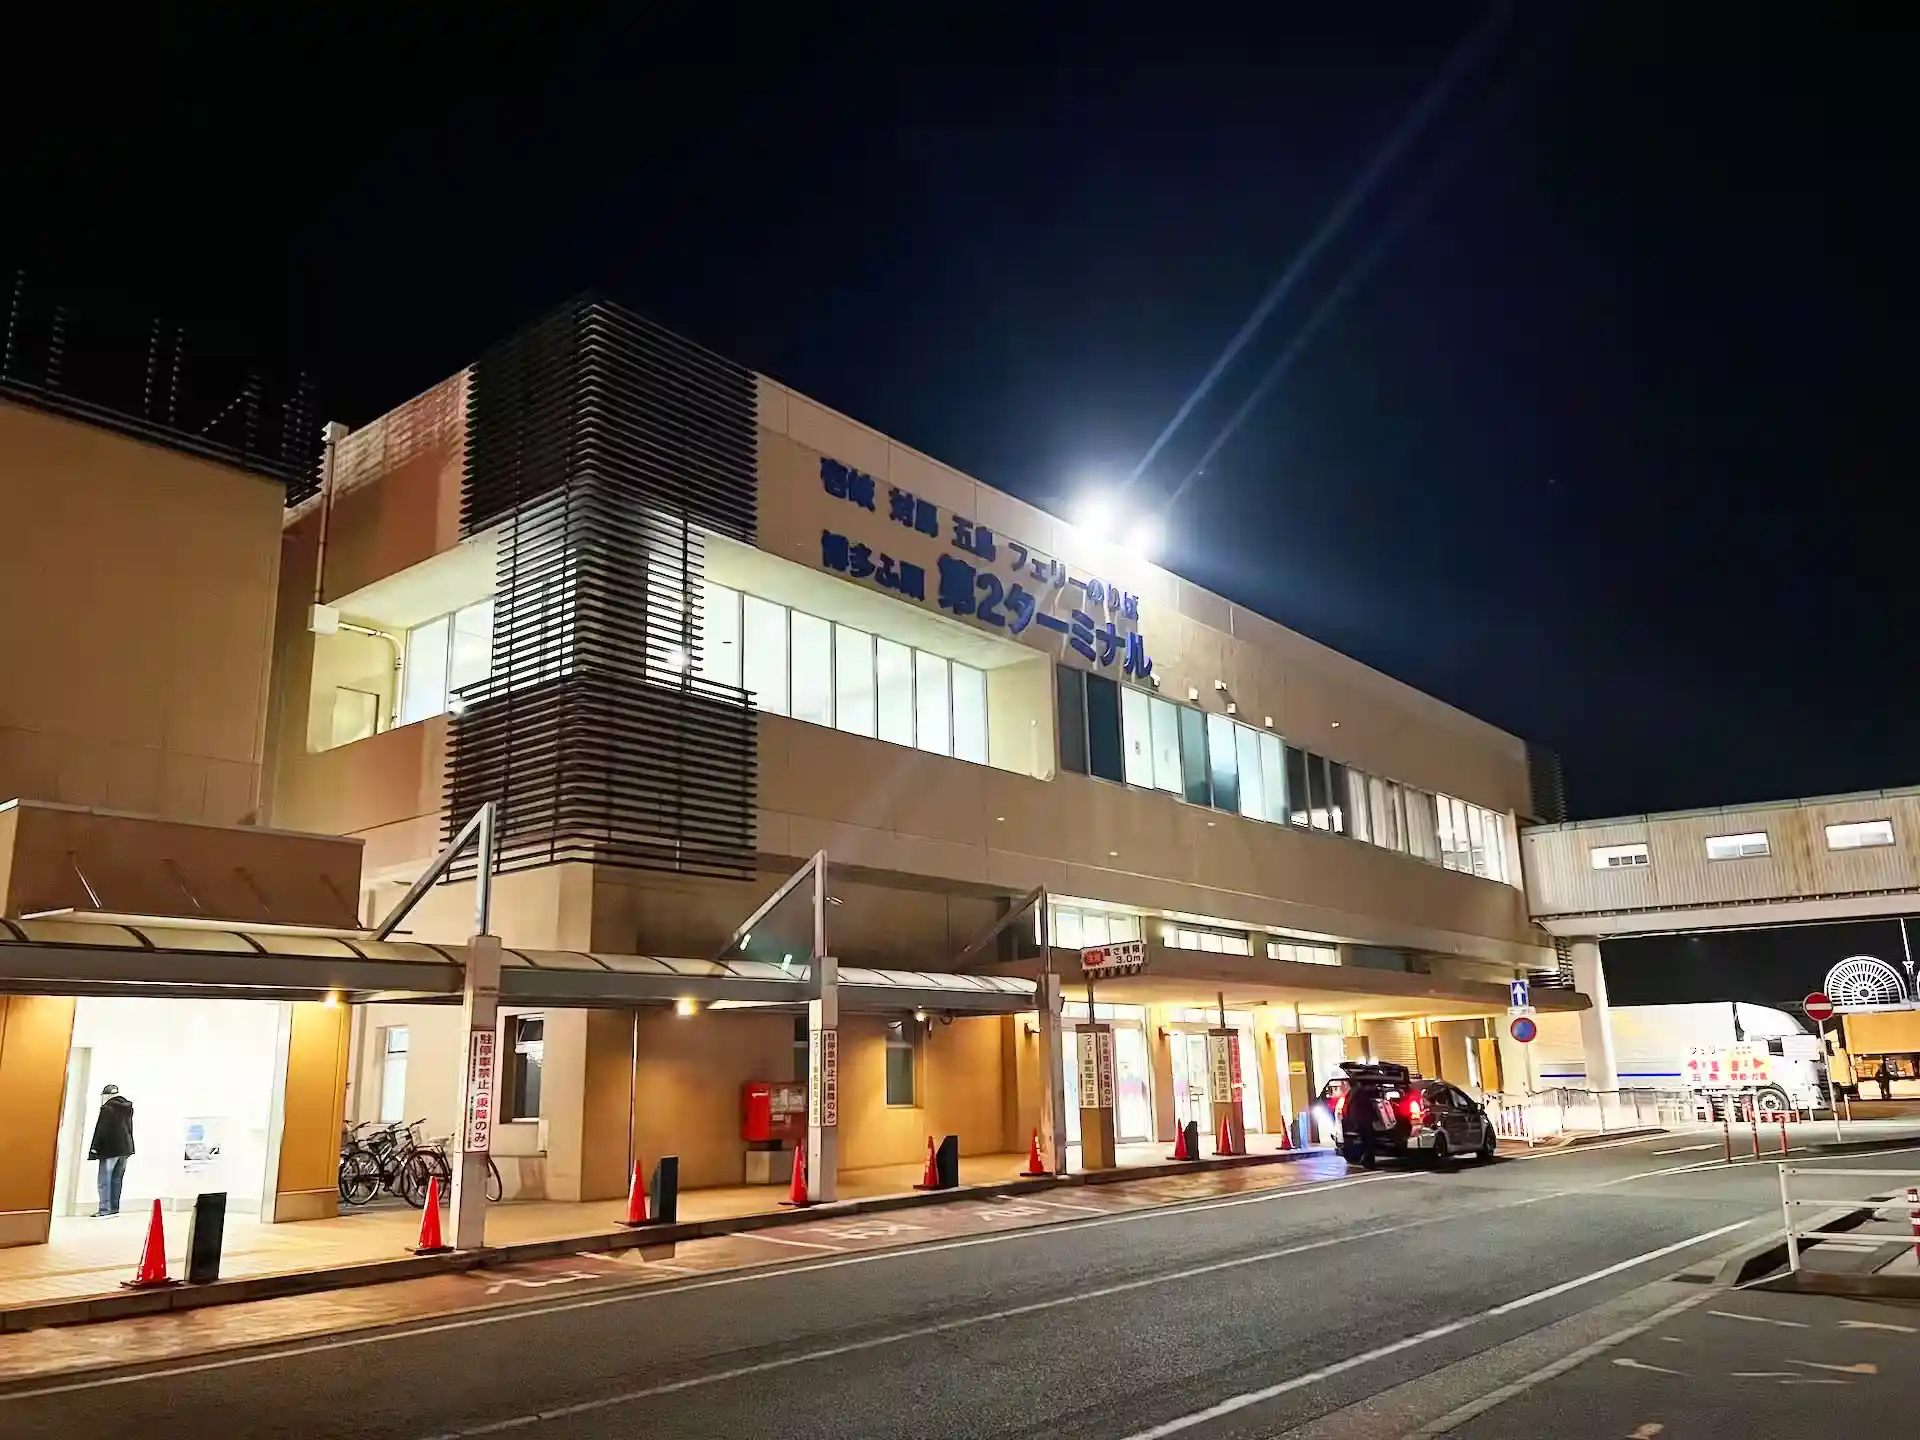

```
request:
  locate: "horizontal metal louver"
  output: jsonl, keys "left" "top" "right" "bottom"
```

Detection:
{"left": 445, "top": 298, "right": 758, "bottom": 880}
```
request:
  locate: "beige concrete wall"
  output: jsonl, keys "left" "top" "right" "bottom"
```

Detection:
{"left": 627, "top": 1009, "right": 794, "bottom": 1191}
{"left": 1434, "top": 1019, "right": 1479, "bottom": 1084}
{"left": 270, "top": 1002, "right": 351, "bottom": 1222}
{"left": 756, "top": 387, "right": 1532, "bottom": 817}
{"left": 0, "top": 401, "right": 284, "bottom": 824}
{"left": 306, "top": 627, "right": 398, "bottom": 752}
{"left": 0, "top": 995, "right": 76, "bottom": 1246}
{"left": 837, "top": 1014, "right": 1009, "bottom": 1169}
{"left": 761, "top": 715, "right": 1541, "bottom": 967}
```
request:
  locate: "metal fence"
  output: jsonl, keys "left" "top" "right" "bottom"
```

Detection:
{"left": 1488, "top": 1086, "right": 1693, "bottom": 1144}
{"left": 1779, "top": 1164, "right": 1920, "bottom": 1276}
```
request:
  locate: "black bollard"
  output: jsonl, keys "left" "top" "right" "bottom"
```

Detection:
{"left": 935, "top": 1135, "right": 960, "bottom": 1189}
{"left": 186, "top": 1192, "right": 227, "bottom": 1284}
{"left": 649, "top": 1156, "right": 679, "bottom": 1226}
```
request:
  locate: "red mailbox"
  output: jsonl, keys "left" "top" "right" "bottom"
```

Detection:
{"left": 742, "top": 1081, "right": 808, "bottom": 1144}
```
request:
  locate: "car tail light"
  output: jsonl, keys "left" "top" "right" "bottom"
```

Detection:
{"left": 1405, "top": 1095, "right": 1425, "bottom": 1125}
{"left": 1333, "top": 1092, "right": 1347, "bottom": 1119}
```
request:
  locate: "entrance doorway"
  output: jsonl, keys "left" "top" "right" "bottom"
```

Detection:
{"left": 52, "top": 997, "right": 284, "bottom": 1219}
{"left": 1061, "top": 1005, "right": 1155, "bottom": 1145}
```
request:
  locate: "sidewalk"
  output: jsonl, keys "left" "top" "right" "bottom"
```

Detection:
{"left": 0, "top": 1134, "right": 1301, "bottom": 1322}
{"left": 0, "top": 1148, "right": 1347, "bottom": 1386}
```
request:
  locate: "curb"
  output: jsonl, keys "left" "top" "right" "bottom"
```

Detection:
{"left": 1715, "top": 1202, "right": 1882, "bottom": 1288}
{"left": 0, "top": 1146, "right": 1313, "bottom": 1332}
{"left": 1559, "top": 1127, "right": 1666, "bottom": 1148}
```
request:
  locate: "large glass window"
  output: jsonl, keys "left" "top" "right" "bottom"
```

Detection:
{"left": 1206, "top": 713, "right": 1240, "bottom": 813}
{"left": 1466, "top": 803, "right": 1488, "bottom": 877}
{"left": 914, "top": 652, "right": 952, "bottom": 757}
{"left": 1406, "top": 789, "right": 1440, "bottom": 862}
{"left": 834, "top": 624, "right": 875, "bottom": 737}
{"left": 876, "top": 639, "right": 915, "bottom": 746}
{"left": 1326, "top": 760, "right": 1350, "bottom": 835}
{"left": 1179, "top": 706, "right": 1211, "bottom": 805}
{"left": 1258, "top": 733, "right": 1287, "bottom": 824}
{"left": 1307, "top": 753, "right": 1331, "bottom": 831}
{"left": 952, "top": 663, "right": 988, "bottom": 764}
{"left": 399, "top": 615, "right": 451, "bottom": 726}
{"left": 1121, "top": 685, "right": 1155, "bottom": 788}
{"left": 1056, "top": 666, "right": 1088, "bottom": 775}
{"left": 1086, "top": 674, "right": 1124, "bottom": 782}
{"left": 378, "top": 1027, "right": 409, "bottom": 1125}
{"left": 449, "top": 598, "right": 494, "bottom": 696}
{"left": 1345, "top": 767, "right": 1370, "bottom": 843}
{"left": 1827, "top": 819, "right": 1895, "bottom": 851}
{"left": 790, "top": 612, "right": 833, "bottom": 727}
{"left": 885, "top": 1020, "right": 918, "bottom": 1106}
{"left": 1234, "top": 723, "right": 1265, "bottom": 821}
{"left": 507, "top": 1015, "right": 544, "bottom": 1121}
{"left": 1285, "top": 746, "right": 1311, "bottom": 827}
{"left": 1149, "top": 697, "right": 1183, "bottom": 794}
{"left": 1434, "top": 794, "right": 1459, "bottom": 870}
{"left": 741, "top": 595, "right": 789, "bottom": 715}
{"left": 700, "top": 581, "right": 742, "bottom": 688}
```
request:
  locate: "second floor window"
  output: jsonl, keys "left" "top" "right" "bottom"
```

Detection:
{"left": 399, "top": 598, "right": 494, "bottom": 725}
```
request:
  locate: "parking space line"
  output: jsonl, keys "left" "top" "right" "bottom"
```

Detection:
{"left": 737, "top": 1233, "right": 844, "bottom": 1252}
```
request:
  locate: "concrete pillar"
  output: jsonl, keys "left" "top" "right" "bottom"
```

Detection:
{"left": 452, "top": 934, "right": 502, "bottom": 1250}
{"left": 806, "top": 957, "right": 840, "bottom": 1203}
{"left": 1076, "top": 1023, "right": 1119, "bottom": 1169}
{"left": 1036, "top": 972, "right": 1067, "bottom": 1174}
{"left": 0, "top": 996, "right": 76, "bottom": 1247}
{"left": 1570, "top": 941, "right": 1618, "bottom": 1091}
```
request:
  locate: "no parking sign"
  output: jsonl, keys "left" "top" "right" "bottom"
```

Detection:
{"left": 1509, "top": 1014, "right": 1538, "bottom": 1044}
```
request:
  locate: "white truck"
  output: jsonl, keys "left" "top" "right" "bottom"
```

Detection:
{"left": 1520, "top": 1000, "right": 1824, "bottom": 1115}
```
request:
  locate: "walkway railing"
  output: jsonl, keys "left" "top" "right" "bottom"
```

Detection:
{"left": 1487, "top": 1086, "right": 1692, "bottom": 1144}
{"left": 1779, "top": 1163, "right": 1920, "bottom": 1275}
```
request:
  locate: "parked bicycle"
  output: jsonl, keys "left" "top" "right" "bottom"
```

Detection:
{"left": 338, "top": 1120, "right": 500, "bottom": 1208}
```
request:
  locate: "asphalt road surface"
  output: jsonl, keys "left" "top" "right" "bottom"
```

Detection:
{"left": 5, "top": 1130, "right": 1918, "bottom": 1439}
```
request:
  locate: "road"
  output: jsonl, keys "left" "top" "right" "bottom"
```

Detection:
{"left": 3, "top": 1129, "right": 1918, "bottom": 1439}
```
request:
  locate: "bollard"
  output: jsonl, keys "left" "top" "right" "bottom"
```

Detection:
{"left": 1778, "top": 1110, "right": 1790, "bottom": 1157}
{"left": 649, "top": 1156, "right": 679, "bottom": 1226}
{"left": 186, "top": 1192, "right": 227, "bottom": 1284}
{"left": 1909, "top": 1187, "right": 1920, "bottom": 1264}
{"left": 1721, "top": 1100, "right": 1733, "bottom": 1163}
{"left": 1747, "top": 1095, "right": 1761, "bottom": 1159}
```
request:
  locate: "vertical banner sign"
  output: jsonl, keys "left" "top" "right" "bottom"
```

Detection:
{"left": 1226, "top": 1036, "right": 1244, "bottom": 1101}
{"left": 809, "top": 1029, "right": 839, "bottom": 1127}
{"left": 1077, "top": 1029, "right": 1117, "bottom": 1109}
{"left": 1207, "top": 1032, "right": 1235, "bottom": 1099}
{"left": 1097, "top": 1030, "right": 1116, "bottom": 1110}
{"left": 464, "top": 1030, "right": 496, "bottom": 1153}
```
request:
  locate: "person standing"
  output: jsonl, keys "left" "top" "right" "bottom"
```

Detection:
{"left": 87, "top": 1085, "right": 135, "bottom": 1217}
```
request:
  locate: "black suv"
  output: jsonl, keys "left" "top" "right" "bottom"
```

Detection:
{"left": 1318, "top": 1061, "right": 1497, "bottom": 1168}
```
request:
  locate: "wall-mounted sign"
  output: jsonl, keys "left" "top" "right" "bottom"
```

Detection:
{"left": 463, "top": 1030, "right": 496, "bottom": 1153}
{"left": 818, "top": 455, "right": 1153, "bottom": 678}
{"left": 1207, "top": 1031, "right": 1239, "bottom": 1099}
{"left": 1080, "top": 940, "right": 1148, "bottom": 979}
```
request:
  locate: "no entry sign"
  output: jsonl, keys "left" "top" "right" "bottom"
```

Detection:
{"left": 1509, "top": 1014, "right": 1538, "bottom": 1044}
{"left": 1803, "top": 992, "right": 1835, "bottom": 1023}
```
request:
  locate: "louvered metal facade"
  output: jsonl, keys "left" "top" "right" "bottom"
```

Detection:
{"left": 444, "top": 298, "right": 759, "bottom": 879}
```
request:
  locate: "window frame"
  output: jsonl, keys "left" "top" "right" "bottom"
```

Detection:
{"left": 506, "top": 1014, "right": 545, "bottom": 1122}
{"left": 884, "top": 1018, "right": 919, "bottom": 1107}
{"left": 1589, "top": 843, "right": 1651, "bottom": 870}
{"left": 1825, "top": 819, "right": 1895, "bottom": 852}
{"left": 1705, "top": 831, "right": 1771, "bottom": 861}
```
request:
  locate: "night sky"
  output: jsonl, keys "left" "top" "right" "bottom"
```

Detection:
{"left": 8, "top": 7, "right": 1909, "bottom": 821}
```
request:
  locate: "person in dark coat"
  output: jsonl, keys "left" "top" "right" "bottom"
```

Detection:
{"left": 87, "top": 1085, "right": 135, "bottom": 1217}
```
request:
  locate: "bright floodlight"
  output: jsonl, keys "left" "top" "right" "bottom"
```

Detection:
{"left": 1073, "top": 494, "right": 1114, "bottom": 540}
{"left": 1126, "top": 518, "right": 1162, "bottom": 559}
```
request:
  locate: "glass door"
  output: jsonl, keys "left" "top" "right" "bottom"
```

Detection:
{"left": 1171, "top": 1032, "right": 1214, "bottom": 1135}
{"left": 1114, "top": 1024, "right": 1154, "bottom": 1142}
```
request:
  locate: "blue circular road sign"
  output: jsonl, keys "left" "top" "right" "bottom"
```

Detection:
{"left": 1509, "top": 1015, "right": 1538, "bottom": 1044}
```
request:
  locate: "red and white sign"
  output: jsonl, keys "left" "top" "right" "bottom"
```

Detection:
{"left": 463, "top": 1030, "right": 496, "bottom": 1153}
{"left": 808, "top": 1029, "right": 839, "bottom": 1127}
{"left": 1080, "top": 940, "right": 1148, "bottom": 979}
{"left": 1803, "top": 992, "right": 1835, "bottom": 1023}
{"left": 1076, "top": 1028, "right": 1116, "bottom": 1109}
{"left": 1509, "top": 1014, "right": 1538, "bottom": 1044}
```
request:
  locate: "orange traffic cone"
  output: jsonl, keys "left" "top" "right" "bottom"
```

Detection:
{"left": 122, "top": 1199, "right": 178, "bottom": 1289}
{"left": 1167, "top": 1120, "right": 1190, "bottom": 1162}
{"left": 619, "top": 1157, "right": 650, "bottom": 1226}
{"left": 411, "top": 1175, "right": 453, "bottom": 1255}
{"left": 782, "top": 1144, "right": 811, "bottom": 1207}
{"left": 1020, "top": 1126, "right": 1048, "bottom": 1178}
{"left": 913, "top": 1136, "right": 940, "bottom": 1191}
{"left": 1278, "top": 1114, "right": 1293, "bottom": 1151}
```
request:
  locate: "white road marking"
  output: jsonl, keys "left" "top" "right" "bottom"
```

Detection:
{"left": 1111, "top": 1219, "right": 1757, "bottom": 1440}
{"left": 0, "top": 1172, "right": 1405, "bottom": 1403}
{"left": 737, "top": 1232, "right": 844, "bottom": 1252}
{"left": 1781, "top": 1377, "right": 1850, "bottom": 1385}
{"left": 1611, "top": 1358, "right": 1682, "bottom": 1375}
{"left": 1731, "top": 1371, "right": 1798, "bottom": 1378}
{"left": 1013, "top": 1194, "right": 1109, "bottom": 1214}
{"left": 1791, "top": 1359, "right": 1877, "bottom": 1375}
{"left": 482, "top": 1272, "right": 599, "bottom": 1297}
{"left": 1840, "top": 1319, "right": 1918, "bottom": 1333}
{"left": 1651, "top": 1144, "right": 1718, "bottom": 1156}
{"left": 1708, "top": 1310, "right": 1808, "bottom": 1329}
{"left": 1628, "top": 1425, "right": 1666, "bottom": 1438}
